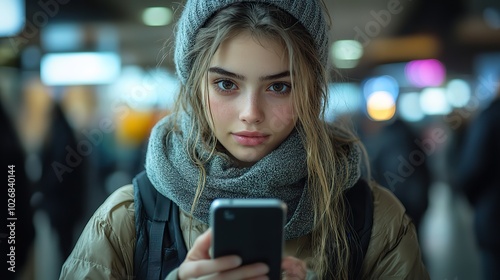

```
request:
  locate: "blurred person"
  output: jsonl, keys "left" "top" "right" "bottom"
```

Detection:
{"left": 60, "top": 0, "right": 429, "bottom": 279}
{"left": 20, "top": 81, "right": 85, "bottom": 264}
{"left": 357, "top": 116, "right": 432, "bottom": 233}
{"left": 28, "top": 96, "right": 86, "bottom": 262}
{"left": 59, "top": 85, "right": 112, "bottom": 226}
{"left": 444, "top": 108, "right": 472, "bottom": 201}
{"left": 444, "top": 109, "right": 471, "bottom": 178}
{"left": 0, "top": 95, "right": 36, "bottom": 279}
{"left": 454, "top": 79, "right": 500, "bottom": 280}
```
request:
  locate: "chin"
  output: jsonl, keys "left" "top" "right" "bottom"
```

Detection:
{"left": 233, "top": 153, "right": 264, "bottom": 167}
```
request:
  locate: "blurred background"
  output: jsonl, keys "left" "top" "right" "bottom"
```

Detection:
{"left": 1, "top": 0, "right": 500, "bottom": 279}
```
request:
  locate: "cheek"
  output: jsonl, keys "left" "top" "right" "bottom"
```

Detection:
{"left": 208, "top": 94, "right": 234, "bottom": 124}
{"left": 269, "top": 104, "right": 296, "bottom": 132}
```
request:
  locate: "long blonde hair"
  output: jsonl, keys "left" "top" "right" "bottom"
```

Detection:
{"left": 169, "top": 2, "right": 361, "bottom": 278}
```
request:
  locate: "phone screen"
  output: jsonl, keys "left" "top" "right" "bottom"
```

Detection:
{"left": 210, "top": 199, "right": 286, "bottom": 280}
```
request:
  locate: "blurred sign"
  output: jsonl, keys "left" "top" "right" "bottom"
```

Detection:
{"left": 41, "top": 52, "right": 121, "bottom": 86}
{"left": 0, "top": 0, "right": 25, "bottom": 37}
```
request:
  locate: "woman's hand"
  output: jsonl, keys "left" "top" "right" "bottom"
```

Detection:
{"left": 178, "top": 229, "right": 270, "bottom": 280}
{"left": 281, "top": 256, "right": 307, "bottom": 280}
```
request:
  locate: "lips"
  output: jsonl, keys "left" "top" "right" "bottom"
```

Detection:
{"left": 232, "top": 131, "right": 269, "bottom": 146}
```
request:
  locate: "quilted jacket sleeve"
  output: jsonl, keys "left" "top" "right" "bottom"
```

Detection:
{"left": 59, "top": 185, "right": 136, "bottom": 280}
{"left": 360, "top": 184, "right": 430, "bottom": 280}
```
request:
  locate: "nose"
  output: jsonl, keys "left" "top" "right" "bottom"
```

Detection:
{"left": 239, "top": 92, "right": 264, "bottom": 124}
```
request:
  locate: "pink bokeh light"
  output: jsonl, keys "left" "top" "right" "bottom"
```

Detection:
{"left": 405, "top": 59, "right": 446, "bottom": 87}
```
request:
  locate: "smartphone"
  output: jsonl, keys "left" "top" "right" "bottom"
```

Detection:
{"left": 210, "top": 198, "right": 287, "bottom": 280}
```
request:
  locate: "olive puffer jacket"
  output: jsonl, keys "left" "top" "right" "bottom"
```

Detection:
{"left": 59, "top": 184, "right": 430, "bottom": 279}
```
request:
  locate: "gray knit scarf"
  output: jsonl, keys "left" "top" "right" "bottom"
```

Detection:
{"left": 145, "top": 114, "right": 361, "bottom": 240}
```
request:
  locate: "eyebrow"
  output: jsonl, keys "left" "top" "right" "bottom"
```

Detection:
{"left": 208, "top": 67, "right": 290, "bottom": 81}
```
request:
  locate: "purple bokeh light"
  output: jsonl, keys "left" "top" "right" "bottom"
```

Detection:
{"left": 405, "top": 59, "right": 446, "bottom": 87}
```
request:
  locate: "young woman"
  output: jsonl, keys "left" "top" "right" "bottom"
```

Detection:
{"left": 60, "top": 0, "right": 429, "bottom": 279}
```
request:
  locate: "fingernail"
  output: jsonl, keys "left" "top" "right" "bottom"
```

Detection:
{"left": 257, "top": 263, "right": 270, "bottom": 274}
{"left": 232, "top": 256, "right": 242, "bottom": 266}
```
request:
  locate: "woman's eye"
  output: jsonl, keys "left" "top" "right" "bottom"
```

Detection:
{"left": 216, "top": 80, "right": 237, "bottom": 91}
{"left": 268, "top": 83, "right": 291, "bottom": 94}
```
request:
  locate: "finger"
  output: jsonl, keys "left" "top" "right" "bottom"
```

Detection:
{"left": 211, "top": 262, "right": 269, "bottom": 280}
{"left": 186, "top": 229, "right": 213, "bottom": 261}
{"left": 245, "top": 276, "right": 269, "bottom": 280}
{"left": 179, "top": 255, "right": 242, "bottom": 279}
{"left": 281, "top": 256, "right": 307, "bottom": 280}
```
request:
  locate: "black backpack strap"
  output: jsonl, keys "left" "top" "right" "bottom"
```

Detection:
{"left": 133, "top": 171, "right": 187, "bottom": 279}
{"left": 133, "top": 172, "right": 147, "bottom": 279}
{"left": 345, "top": 178, "right": 374, "bottom": 280}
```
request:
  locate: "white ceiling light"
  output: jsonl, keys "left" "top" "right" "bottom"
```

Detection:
{"left": 331, "top": 40, "right": 364, "bottom": 69}
{"left": 142, "top": 7, "right": 173, "bottom": 26}
{"left": 0, "top": 0, "right": 24, "bottom": 37}
{"left": 420, "top": 87, "right": 451, "bottom": 115}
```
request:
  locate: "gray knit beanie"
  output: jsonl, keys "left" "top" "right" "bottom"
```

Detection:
{"left": 174, "top": 0, "right": 329, "bottom": 85}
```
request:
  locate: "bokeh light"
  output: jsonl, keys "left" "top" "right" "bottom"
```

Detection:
{"left": 446, "top": 79, "right": 471, "bottom": 108}
{"left": 420, "top": 87, "right": 452, "bottom": 115}
{"left": 405, "top": 59, "right": 446, "bottom": 87}
{"left": 0, "top": 0, "right": 24, "bottom": 37}
{"left": 366, "top": 91, "right": 396, "bottom": 121}
{"left": 142, "top": 7, "right": 173, "bottom": 26}
{"left": 41, "top": 52, "right": 121, "bottom": 86}
{"left": 362, "top": 75, "right": 399, "bottom": 100}
{"left": 398, "top": 92, "right": 425, "bottom": 122}
{"left": 331, "top": 40, "right": 364, "bottom": 69}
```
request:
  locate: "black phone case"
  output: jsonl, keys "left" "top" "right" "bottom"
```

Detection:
{"left": 211, "top": 199, "right": 286, "bottom": 280}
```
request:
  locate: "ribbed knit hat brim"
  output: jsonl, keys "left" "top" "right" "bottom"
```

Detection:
{"left": 174, "top": 0, "right": 329, "bottom": 85}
